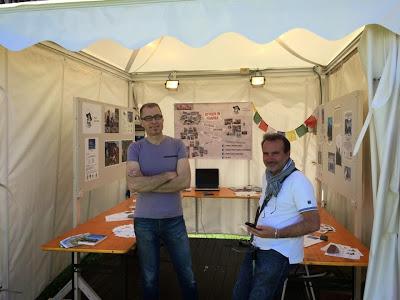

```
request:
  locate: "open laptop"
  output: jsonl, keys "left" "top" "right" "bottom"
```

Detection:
{"left": 195, "top": 168, "right": 220, "bottom": 191}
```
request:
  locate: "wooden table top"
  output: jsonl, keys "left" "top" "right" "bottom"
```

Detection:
{"left": 304, "top": 208, "right": 369, "bottom": 267}
{"left": 41, "top": 193, "right": 369, "bottom": 267}
{"left": 41, "top": 198, "right": 136, "bottom": 254}
{"left": 182, "top": 187, "right": 260, "bottom": 199}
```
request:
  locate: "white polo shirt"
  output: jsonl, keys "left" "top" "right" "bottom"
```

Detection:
{"left": 252, "top": 171, "right": 317, "bottom": 264}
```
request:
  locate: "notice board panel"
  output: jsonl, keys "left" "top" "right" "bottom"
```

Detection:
{"left": 174, "top": 102, "right": 252, "bottom": 159}
{"left": 74, "top": 97, "right": 135, "bottom": 192}
{"left": 316, "top": 91, "right": 364, "bottom": 206}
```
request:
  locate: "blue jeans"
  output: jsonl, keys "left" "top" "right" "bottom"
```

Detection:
{"left": 233, "top": 248, "right": 290, "bottom": 300}
{"left": 134, "top": 216, "right": 198, "bottom": 300}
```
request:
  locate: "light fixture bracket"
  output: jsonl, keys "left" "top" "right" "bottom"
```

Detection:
{"left": 250, "top": 70, "right": 265, "bottom": 87}
{"left": 165, "top": 71, "right": 179, "bottom": 90}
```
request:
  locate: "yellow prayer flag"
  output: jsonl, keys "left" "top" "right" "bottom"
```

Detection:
{"left": 285, "top": 130, "right": 297, "bottom": 142}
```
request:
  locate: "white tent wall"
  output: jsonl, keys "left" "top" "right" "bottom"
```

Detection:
{"left": 133, "top": 73, "right": 319, "bottom": 233}
{"left": 0, "top": 44, "right": 130, "bottom": 299}
{"left": 325, "top": 52, "right": 373, "bottom": 246}
{"left": 359, "top": 25, "right": 400, "bottom": 300}
{"left": 0, "top": 46, "right": 9, "bottom": 298}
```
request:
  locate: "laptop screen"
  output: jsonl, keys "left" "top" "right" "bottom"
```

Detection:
{"left": 195, "top": 168, "right": 219, "bottom": 189}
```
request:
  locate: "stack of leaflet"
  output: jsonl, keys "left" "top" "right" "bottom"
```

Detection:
{"left": 317, "top": 224, "right": 336, "bottom": 234}
{"left": 113, "top": 224, "right": 135, "bottom": 238}
{"left": 105, "top": 210, "right": 134, "bottom": 222}
{"left": 59, "top": 233, "right": 107, "bottom": 248}
{"left": 304, "top": 235, "right": 325, "bottom": 248}
{"left": 321, "top": 242, "right": 363, "bottom": 260}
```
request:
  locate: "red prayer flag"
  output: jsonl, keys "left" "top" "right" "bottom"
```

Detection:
{"left": 258, "top": 120, "right": 268, "bottom": 132}
{"left": 304, "top": 115, "right": 317, "bottom": 128}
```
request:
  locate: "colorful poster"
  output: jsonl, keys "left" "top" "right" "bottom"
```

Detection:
{"left": 174, "top": 102, "right": 252, "bottom": 159}
{"left": 82, "top": 102, "right": 102, "bottom": 134}
{"left": 85, "top": 137, "right": 99, "bottom": 181}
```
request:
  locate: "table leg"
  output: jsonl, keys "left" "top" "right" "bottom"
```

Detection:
{"left": 353, "top": 266, "right": 362, "bottom": 300}
{"left": 195, "top": 197, "right": 199, "bottom": 233}
{"left": 71, "top": 253, "right": 74, "bottom": 300}
{"left": 73, "top": 252, "right": 80, "bottom": 300}
{"left": 247, "top": 197, "right": 250, "bottom": 221}
{"left": 304, "top": 265, "right": 316, "bottom": 300}
{"left": 124, "top": 254, "right": 128, "bottom": 300}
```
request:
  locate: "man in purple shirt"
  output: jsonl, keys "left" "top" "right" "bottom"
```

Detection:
{"left": 127, "top": 103, "right": 197, "bottom": 300}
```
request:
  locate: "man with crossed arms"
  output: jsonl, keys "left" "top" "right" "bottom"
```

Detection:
{"left": 127, "top": 103, "right": 197, "bottom": 300}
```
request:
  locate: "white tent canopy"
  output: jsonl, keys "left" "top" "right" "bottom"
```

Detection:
{"left": 0, "top": 1, "right": 399, "bottom": 299}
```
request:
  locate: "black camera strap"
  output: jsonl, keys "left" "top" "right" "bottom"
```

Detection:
{"left": 250, "top": 168, "right": 297, "bottom": 243}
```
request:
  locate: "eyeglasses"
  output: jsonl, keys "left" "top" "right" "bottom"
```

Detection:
{"left": 141, "top": 114, "right": 163, "bottom": 121}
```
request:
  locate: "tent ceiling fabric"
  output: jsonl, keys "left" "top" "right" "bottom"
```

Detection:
{"left": 0, "top": 0, "right": 399, "bottom": 54}
{"left": 82, "top": 28, "right": 364, "bottom": 73}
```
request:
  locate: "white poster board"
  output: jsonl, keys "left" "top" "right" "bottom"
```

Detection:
{"left": 316, "top": 91, "right": 364, "bottom": 206}
{"left": 174, "top": 102, "right": 252, "bottom": 159}
{"left": 75, "top": 97, "right": 135, "bottom": 192}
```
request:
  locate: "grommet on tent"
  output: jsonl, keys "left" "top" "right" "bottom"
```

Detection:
{"left": 165, "top": 71, "right": 179, "bottom": 90}
{"left": 250, "top": 70, "right": 265, "bottom": 87}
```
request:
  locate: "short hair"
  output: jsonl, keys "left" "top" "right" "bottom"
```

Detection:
{"left": 139, "top": 103, "right": 161, "bottom": 117}
{"left": 261, "top": 133, "right": 291, "bottom": 153}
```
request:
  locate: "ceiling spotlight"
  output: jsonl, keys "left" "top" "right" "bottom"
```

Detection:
{"left": 165, "top": 72, "right": 179, "bottom": 90}
{"left": 250, "top": 71, "right": 265, "bottom": 87}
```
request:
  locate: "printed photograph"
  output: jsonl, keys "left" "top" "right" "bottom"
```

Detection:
{"left": 344, "top": 111, "right": 353, "bottom": 136}
{"left": 344, "top": 166, "right": 351, "bottom": 181}
{"left": 104, "top": 107, "right": 120, "bottom": 133}
{"left": 88, "top": 138, "right": 96, "bottom": 150}
{"left": 327, "top": 116, "right": 333, "bottom": 141}
{"left": 105, "top": 141, "right": 120, "bottom": 166}
{"left": 328, "top": 152, "right": 335, "bottom": 174}
{"left": 121, "top": 140, "right": 133, "bottom": 163}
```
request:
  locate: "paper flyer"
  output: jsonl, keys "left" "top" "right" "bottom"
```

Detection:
{"left": 85, "top": 137, "right": 99, "bottom": 182}
{"left": 82, "top": 102, "right": 102, "bottom": 134}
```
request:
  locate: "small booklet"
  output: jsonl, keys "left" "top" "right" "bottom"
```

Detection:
{"left": 59, "top": 233, "right": 107, "bottom": 248}
{"left": 77, "top": 233, "right": 107, "bottom": 246}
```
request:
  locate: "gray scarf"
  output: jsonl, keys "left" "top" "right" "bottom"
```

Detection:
{"left": 264, "top": 158, "right": 296, "bottom": 203}
{"left": 250, "top": 159, "right": 297, "bottom": 243}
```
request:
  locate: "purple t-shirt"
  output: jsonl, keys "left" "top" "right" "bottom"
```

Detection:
{"left": 127, "top": 136, "right": 187, "bottom": 219}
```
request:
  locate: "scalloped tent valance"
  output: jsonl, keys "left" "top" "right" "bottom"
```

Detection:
{"left": 0, "top": 0, "right": 399, "bottom": 72}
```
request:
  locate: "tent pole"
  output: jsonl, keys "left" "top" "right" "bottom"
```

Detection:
{"left": 0, "top": 51, "right": 10, "bottom": 299}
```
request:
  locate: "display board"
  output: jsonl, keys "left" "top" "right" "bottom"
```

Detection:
{"left": 74, "top": 97, "right": 135, "bottom": 192}
{"left": 316, "top": 91, "right": 364, "bottom": 205}
{"left": 174, "top": 102, "right": 252, "bottom": 159}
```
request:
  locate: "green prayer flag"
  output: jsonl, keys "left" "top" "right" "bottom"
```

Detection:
{"left": 253, "top": 112, "right": 262, "bottom": 124}
{"left": 295, "top": 124, "right": 308, "bottom": 137}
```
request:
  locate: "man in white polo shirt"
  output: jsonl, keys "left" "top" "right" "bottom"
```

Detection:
{"left": 233, "top": 133, "right": 320, "bottom": 300}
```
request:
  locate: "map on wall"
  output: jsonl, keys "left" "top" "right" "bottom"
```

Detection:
{"left": 174, "top": 102, "right": 252, "bottom": 159}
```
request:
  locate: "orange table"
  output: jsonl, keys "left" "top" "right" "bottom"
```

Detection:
{"left": 41, "top": 198, "right": 136, "bottom": 299}
{"left": 182, "top": 187, "right": 260, "bottom": 233}
{"left": 182, "top": 188, "right": 369, "bottom": 267}
{"left": 300, "top": 208, "right": 369, "bottom": 300}
{"left": 41, "top": 198, "right": 136, "bottom": 254}
{"left": 182, "top": 189, "right": 369, "bottom": 299}
{"left": 182, "top": 187, "right": 260, "bottom": 199}
{"left": 304, "top": 208, "right": 369, "bottom": 267}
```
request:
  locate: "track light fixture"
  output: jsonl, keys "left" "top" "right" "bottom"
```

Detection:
{"left": 165, "top": 71, "right": 179, "bottom": 90}
{"left": 250, "top": 70, "right": 265, "bottom": 87}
